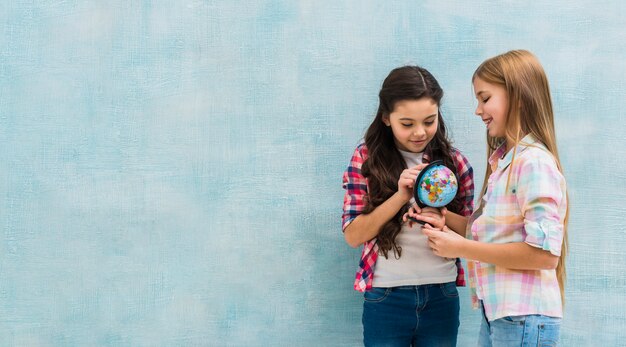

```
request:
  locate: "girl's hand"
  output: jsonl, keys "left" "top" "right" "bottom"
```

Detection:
{"left": 405, "top": 206, "right": 447, "bottom": 229}
{"left": 402, "top": 203, "right": 420, "bottom": 227}
{"left": 397, "top": 164, "right": 428, "bottom": 202}
{"left": 422, "top": 225, "right": 466, "bottom": 258}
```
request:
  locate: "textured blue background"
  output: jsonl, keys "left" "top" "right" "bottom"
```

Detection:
{"left": 1, "top": 1, "right": 625, "bottom": 346}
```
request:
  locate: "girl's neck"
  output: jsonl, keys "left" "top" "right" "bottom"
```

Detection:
{"left": 505, "top": 141, "right": 514, "bottom": 153}
{"left": 398, "top": 147, "right": 424, "bottom": 155}
{"left": 504, "top": 131, "right": 528, "bottom": 153}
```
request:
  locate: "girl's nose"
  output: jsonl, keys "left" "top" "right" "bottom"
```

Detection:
{"left": 475, "top": 104, "right": 482, "bottom": 116}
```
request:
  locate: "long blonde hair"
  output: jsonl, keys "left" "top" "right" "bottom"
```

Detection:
{"left": 473, "top": 49, "right": 569, "bottom": 305}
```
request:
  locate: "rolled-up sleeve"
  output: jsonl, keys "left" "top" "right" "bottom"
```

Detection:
{"left": 342, "top": 144, "right": 368, "bottom": 231}
{"left": 515, "top": 153, "right": 567, "bottom": 256}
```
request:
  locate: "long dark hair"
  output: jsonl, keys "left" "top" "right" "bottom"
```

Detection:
{"left": 361, "top": 66, "right": 463, "bottom": 259}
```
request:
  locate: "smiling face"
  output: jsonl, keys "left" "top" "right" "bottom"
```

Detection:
{"left": 383, "top": 98, "right": 439, "bottom": 153}
{"left": 473, "top": 77, "right": 509, "bottom": 139}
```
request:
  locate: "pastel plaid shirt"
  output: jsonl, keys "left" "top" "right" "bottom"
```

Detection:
{"left": 467, "top": 135, "right": 567, "bottom": 321}
{"left": 342, "top": 141, "right": 474, "bottom": 292}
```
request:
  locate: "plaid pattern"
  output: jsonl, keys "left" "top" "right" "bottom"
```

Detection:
{"left": 467, "top": 135, "right": 567, "bottom": 321}
{"left": 342, "top": 141, "right": 474, "bottom": 292}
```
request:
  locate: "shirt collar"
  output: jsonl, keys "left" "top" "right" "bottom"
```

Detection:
{"left": 489, "top": 134, "right": 540, "bottom": 171}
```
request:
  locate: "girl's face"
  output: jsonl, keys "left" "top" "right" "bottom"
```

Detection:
{"left": 383, "top": 98, "right": 439, "bottom": 153}
{"left": 473, "top": 77, "right": 509, "bottom": 139}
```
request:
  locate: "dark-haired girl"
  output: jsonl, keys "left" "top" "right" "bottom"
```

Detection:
{"left": 341, "top": 66, "right": 474, "bottom": 346}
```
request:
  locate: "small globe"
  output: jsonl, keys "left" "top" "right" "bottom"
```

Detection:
{"left": 414, "top": 161, "right": 458, "bottom": 208}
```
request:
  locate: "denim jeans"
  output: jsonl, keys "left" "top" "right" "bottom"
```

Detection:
{"left": 362, "top": 282, "right": 460, "bottom": 347}
{"left": 477, "top": 301, "right": 561, "bottom": 347}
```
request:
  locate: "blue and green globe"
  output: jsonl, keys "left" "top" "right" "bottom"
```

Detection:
{"left": 414, "top": 160, "right": 458, "bottom": 208}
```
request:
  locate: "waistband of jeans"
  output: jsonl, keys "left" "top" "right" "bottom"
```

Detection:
{"left": 377, "top": 282, "right": 456, "bottom": 290}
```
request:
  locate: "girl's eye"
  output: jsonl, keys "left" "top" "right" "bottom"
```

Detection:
{"left": 424, "top": 121, "right": 435, "bottom": 126}
{"left": 401, "top": 123, "right": 412, "bottom": 127}
{"left": 482, "top": 97, "right": 490, "bottom": 103}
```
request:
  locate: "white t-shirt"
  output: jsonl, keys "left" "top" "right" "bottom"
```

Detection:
{"left": 371, "top": 149, "right": 457, "bottom": 287}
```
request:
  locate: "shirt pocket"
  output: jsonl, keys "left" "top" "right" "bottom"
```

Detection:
{"left": 483, "top": 179, "right": 518, "bottom": 216}
{"left": 480, "top": 183, "right": 525, "bottom": 242}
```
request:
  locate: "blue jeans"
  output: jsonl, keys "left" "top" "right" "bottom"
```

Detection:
{"left": 478, "top": 302, "right": 561, "bottom": 347}
{"left": 362, "top": 282, "right": 460, "bottom": 347}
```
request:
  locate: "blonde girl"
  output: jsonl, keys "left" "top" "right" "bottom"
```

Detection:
{"left": 412, "top": 50, "right": 568, "bottom": 346}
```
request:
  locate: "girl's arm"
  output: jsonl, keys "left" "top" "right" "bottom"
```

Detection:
{"left": 344, "top": 192, "right": 410, "bottom": 248}
{"left": 422, "top": 227, "right": 559, "bottom": 270}
{"left": 444, "top": 211, "right": 468, "bottom": 237}
{"left": 343, "top": 153, "right": 427, "bottom": 248}
{"left": 458, "top": 237, "right": 558, "bottom": 270}
{"left": 459, "top": 150, "right": 565, "bottom": 271}
{"left": 422, "top": 149, "right": 565, "bottom": 271}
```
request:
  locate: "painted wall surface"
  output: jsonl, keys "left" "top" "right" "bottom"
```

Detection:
{"left": 1, "top": 1, "right": 625, "bottom": 346}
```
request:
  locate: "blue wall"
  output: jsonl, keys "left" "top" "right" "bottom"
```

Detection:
{"left": 1, "top": 1, "right": 625, "bottom": 346}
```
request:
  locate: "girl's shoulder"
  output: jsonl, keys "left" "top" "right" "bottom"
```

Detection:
{"left": 448, "top": 146, "right": 472, "bottom": 171}
{"left": 516, "top": 143, "right": 558, "bottom": 168}
{"left": 448, "top": 146, "right": 468, "bottom": 159}
{"left": 345, "top": 140, "right": 369, "bottom": 169}
{"left": 513, "top": 143, "right": 564, "bottom": 182}
{"left": 352, "top": 140, "right": 368, "bottom": 160}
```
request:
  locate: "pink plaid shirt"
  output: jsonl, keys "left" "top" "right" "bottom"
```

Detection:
{"left": 342, "top": 142, "right": 474, "bottom": 292}
{"left": 467, "top": 135, "right": 567, "bottom": 321}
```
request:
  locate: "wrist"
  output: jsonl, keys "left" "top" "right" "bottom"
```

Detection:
{"left": 456, "top": 238, "right": 472, "bottom": 259}
{"left": 393, "top": 191, "right": 412, "bottom": 205}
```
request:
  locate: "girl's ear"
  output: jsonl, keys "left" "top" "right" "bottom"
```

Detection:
{"left": 382, "top": 114, "right": 391, "bottom": 126}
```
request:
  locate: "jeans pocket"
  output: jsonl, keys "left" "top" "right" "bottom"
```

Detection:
{"left": 363, "top": 287, "right": 391, "bottom": 303}
{"left": 501, "top": 315, "right": 526, "bottom": 326}
{"left": 537, "top": 322, "right": 560, "bottom": 347}
{"left": 439, "top": 282, "right": 459, "bottom": 298}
